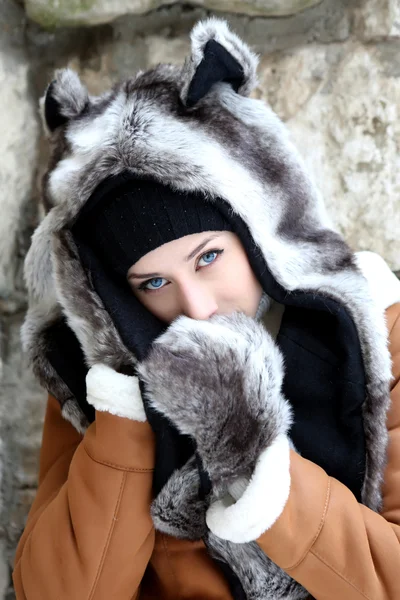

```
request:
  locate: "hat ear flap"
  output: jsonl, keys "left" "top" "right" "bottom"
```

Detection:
{"left": 181, "top": 17, "right": 259, "bottom": 108}
{"left": 41, "top": 68, "right": 89, "bottom": 134}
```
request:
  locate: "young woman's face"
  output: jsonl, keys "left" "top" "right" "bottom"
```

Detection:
{"left": 127, "top": 231, "right": 263, "bottom": 324}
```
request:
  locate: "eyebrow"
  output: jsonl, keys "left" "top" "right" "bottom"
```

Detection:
{"left": 127, "top": 234, "right": 221, "bottom": 281}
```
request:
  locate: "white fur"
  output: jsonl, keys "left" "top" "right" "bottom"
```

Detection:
{"left": 86, "top": 364, "right": 146, "bottom": 422}
{"left": 355, "top": 251, "right": 400, "bottom": 312}
{"left": 185, "top": 17, "right": 259, "bottom": 99}
{"left": 206, "top": 434, "right": 291, "bottom": 544}
{"left": 51, "top": 68, "right": 88, "bottom": 119}
{"left": 24, "top": 212, "right": 56, "bottom": 301}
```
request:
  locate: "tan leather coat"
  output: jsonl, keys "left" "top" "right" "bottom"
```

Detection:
{"left": 13, "top": 304, "right": 400, "bottom": 599}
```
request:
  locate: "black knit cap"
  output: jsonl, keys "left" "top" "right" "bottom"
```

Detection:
{"left": 74, "top": 173, "right": 232, "bottom": 277}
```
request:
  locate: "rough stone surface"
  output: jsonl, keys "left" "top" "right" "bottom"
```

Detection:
{"left": 355, "top": 0, "right": 400, "bottom": 40}
{"left": 0, "top": 2, "right": 39, "bottom": 303}
{"left": 25, "top": 0, "right": 323, "bottom": 28}
{"left": 0, "top": 0, "right": 399, "bottom": 597}
{"left": 257, "top": 41, "right": 400, "bottom": 269}
{"left": 0, "top": 314, "right": 46, "bottom": 598}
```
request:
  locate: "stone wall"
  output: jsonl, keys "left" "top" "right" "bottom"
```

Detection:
{"left": 0, "top": 0, "right": 399, "bottom": 596}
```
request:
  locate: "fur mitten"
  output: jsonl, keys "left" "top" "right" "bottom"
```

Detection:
{"left": 138, "top": 311, "right": 293, "bottom": 540}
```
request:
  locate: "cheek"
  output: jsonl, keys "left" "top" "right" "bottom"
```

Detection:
{"left": 219, "top": 258, "right": 262, "bottom": 312}
{"left": 134, "top": 290, "right": 180, "bottom": 324}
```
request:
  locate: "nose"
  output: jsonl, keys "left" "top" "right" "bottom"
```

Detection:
{"left": 179, "top": 281, "right": 218, "bottom": 321}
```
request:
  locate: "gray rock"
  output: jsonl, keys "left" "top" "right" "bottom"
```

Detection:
{"left": 1, "top": 2, "right": 400, "bottom": 598}
{"left": 0, "top": 2, "right": 39, "bottom": 302}
{"left": 354, "top": 0, "right": 400, "bottom": 40}
{"left": 25, "top": 0, "right": 323, "bottom": 28}
{"left": 0, "top": 313, "right": 46, "bottom": 595}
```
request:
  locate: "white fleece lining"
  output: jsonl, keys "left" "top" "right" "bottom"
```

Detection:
{"left": 86, "top": 363, "right": 147, "bottom": 422}
{"left": 206, "top": 434, "right": 291, "bottom": 544}
{"left": 355, "top": 251, "right": 400, "bottom": 312}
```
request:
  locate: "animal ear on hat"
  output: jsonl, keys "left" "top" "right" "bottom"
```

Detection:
{"left": 180, "top": 17, "right": 259, "bottom": 108}
{"left": 40, "top": 68, "right": 89, "bottom": 134}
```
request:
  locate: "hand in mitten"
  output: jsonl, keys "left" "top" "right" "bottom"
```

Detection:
{"left": 138, "top": 312, "right": 293, "bottom": 543}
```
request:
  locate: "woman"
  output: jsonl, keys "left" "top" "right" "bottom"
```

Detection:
{"left": 14, "top": 17, "right": 400, "bottom": 599}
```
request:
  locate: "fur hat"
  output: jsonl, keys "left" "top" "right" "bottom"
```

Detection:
{"left": 22, "top": 18, "right": 392, "bottom": 600}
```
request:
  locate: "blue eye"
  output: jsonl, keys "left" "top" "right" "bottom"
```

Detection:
{"left": 198, "top": 250, "right": 222, "bottom": 267}
{"left": 143, "top": 277, "right": 167, "bottom": 291}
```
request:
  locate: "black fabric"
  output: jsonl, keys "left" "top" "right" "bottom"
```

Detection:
{"left": 74, "top": 173, "right": 232, "bottom": 276}
{"left": 211, "top": 557, "right": 247, "bottom": 600}
{"left": 195, "top": 452, "right": 212, "bottom": 501}
{"left": 279, "top": 307, "right": 366, "bottom": 498}
{"left": 186, "top": 39, "right": 245, "bottom": 108}
{"left": 45, "top": 318, "right": 94, "bottom": 422}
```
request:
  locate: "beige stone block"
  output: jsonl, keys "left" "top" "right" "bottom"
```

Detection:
{"left": 355, "top": 0, "right": 400, "bottom": 40}
{"left": 25, "top": 0, "right": 323, "bottom": 28}
{"left": 257, "top": 42, "right": 400, "bottom": 269}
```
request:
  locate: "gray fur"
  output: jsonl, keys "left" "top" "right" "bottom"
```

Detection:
{"left": 138, "top": 313, "right": 292, "bottom": 493}
{"left": 61, "top": 399, "right": 89, "bottom": 435}
{"left": 206, "top": 533, "right": 308, "bottom": 600}
{"left": 151, "top": 456, "right": 207, "bottom": 540}
{"left": 46, "top": 68, "right": 89, "bottom": 120}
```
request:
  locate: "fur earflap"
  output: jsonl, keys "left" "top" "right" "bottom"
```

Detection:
{"left": 41, "top": 69, "right": 89, "bottom": 133}
{"left": 180, "top": 17, "right": 259, "bottom": 107}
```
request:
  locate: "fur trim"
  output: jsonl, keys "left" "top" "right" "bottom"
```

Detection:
{"left": 355, "top": 251, "right": 400, "bottom": 312}
{"left": 61, "top": 399, "right": 89, "bottom": 435}
{"left": 206, "top": 434, "right": 291, "bottom": 543}
{"left": 86, "top": 364, "right": 146, "bottom": 421}
{"left": 138, "top": 313, "right": 293, "bottom": 492}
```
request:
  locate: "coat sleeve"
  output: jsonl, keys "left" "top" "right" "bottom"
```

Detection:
{"left": 255, "top": 303, "right": 400, "bottom": 600}
{"left": 12, "top": 393, "right": 156, "bottom": 600}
